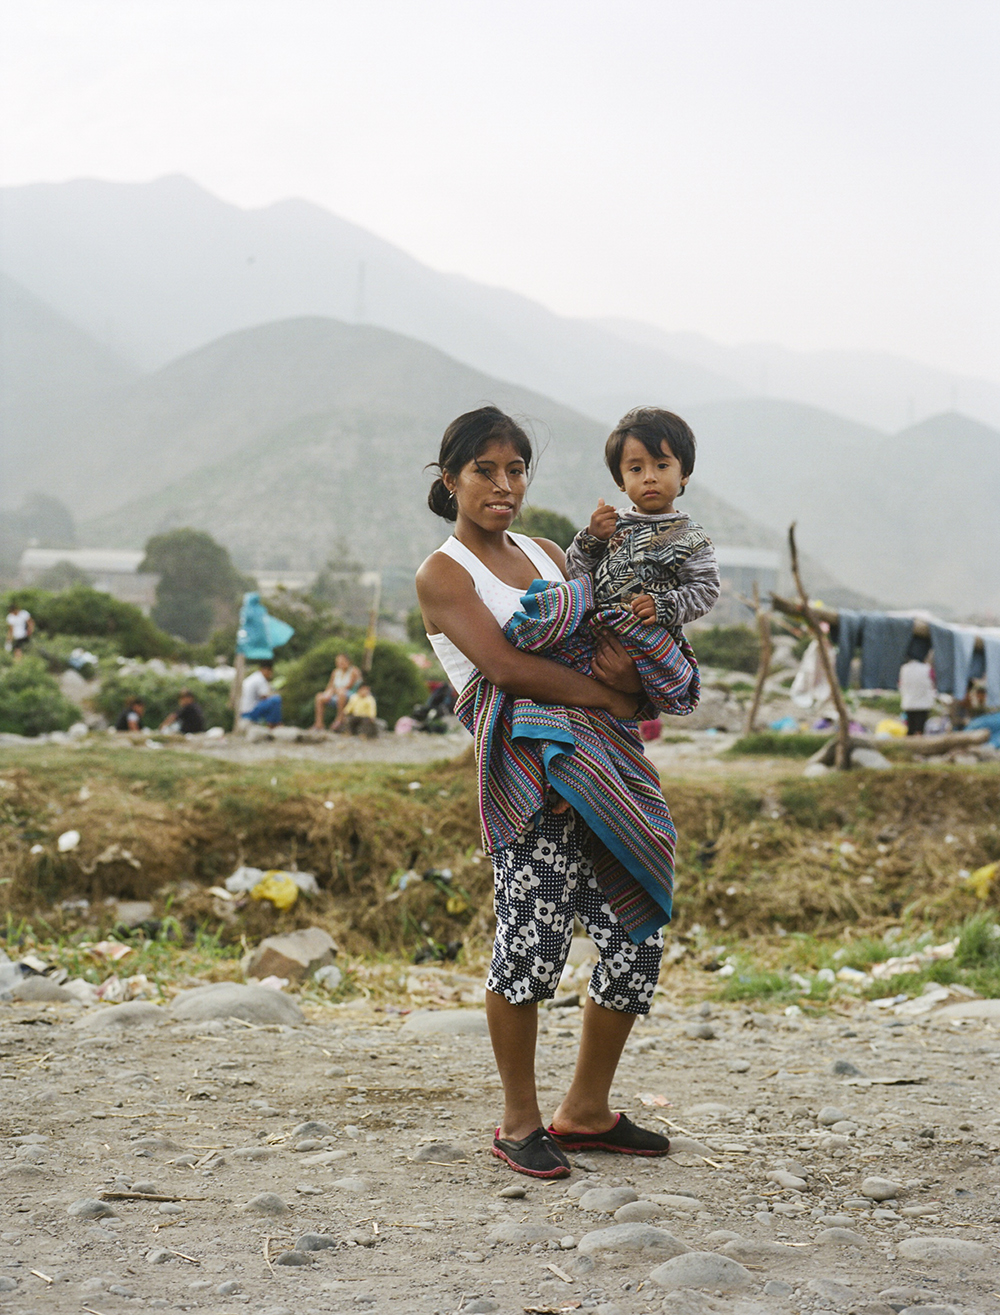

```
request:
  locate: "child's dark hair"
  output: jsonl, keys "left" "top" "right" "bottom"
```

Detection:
{"left": 604, "top": 407, "right": 696, "bottom": 495}
{"left": 427, "top": 406, "right": 533, "bottom": 522}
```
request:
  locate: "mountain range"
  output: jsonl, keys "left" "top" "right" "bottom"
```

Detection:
{"left": 1, "top": 176, "right": 997, "bottom": 617}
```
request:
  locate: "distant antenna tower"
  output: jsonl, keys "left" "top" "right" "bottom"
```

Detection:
{"left": 355, "top": 261, "right": 367, "bottom": 323}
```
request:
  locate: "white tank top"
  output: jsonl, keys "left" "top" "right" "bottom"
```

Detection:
{"left": 427, "top": 533, "right": 565, "bottom": 693}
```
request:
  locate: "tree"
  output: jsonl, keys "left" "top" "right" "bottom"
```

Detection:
{"left": 35, "top": 560, "right": 93, "bottom": 591}
{"left": 140, "top": 529, "right": 251, "bottom": 643}
{"left": 512, "top": 506, "right": 577, "bottom": 550}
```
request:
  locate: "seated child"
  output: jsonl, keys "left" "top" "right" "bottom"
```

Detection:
{"left": 566, "top": 407, "right": 720, "bottom": 632}
{"left": 342, "top": 684, "right": 378, "bottom": 739}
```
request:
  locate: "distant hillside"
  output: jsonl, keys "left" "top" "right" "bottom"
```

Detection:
{"left": 0, "top": 176, "right": 743, "bottom": 418}
{"left": 598, "top": 318, "right": 1000, "bottom": 435}
{"left": 76, "top": 317, "right": 790, "bottom": 579}
{"left": 0, "top": 273, "right": 138, "bottom": 505}
{"left": 682, "top": 399, "right": 1000, "bottom": 615}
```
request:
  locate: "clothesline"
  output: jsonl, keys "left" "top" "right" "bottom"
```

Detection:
{"left": 770, "top": 595, "right": 986, "bottom": 652}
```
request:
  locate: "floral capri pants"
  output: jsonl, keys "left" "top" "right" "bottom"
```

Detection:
{"left": 486, "top": 806, "right": 664, "bottom": 1014}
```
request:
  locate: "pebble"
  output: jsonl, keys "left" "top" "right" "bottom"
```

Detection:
{"left": 399, "top": 1008, "right": 489, "bottom": 1036}
{"left": 649, "top": 1251, "right": 751, "bottom": 1293}
{"left": 159, "top": 1203, "right": 183, "bottom": 1215}
{"left": 291, "top": 1120, "right": 335, "bottom": 1138}
{"left": 577, "top": 1223, "right": 688, "bottom": 1257}
{"left": 294, "top": 1138, "right": 323, "bottom": 1151}
{"left": 131, "top": 1180, "right": 158, "bottom": 1194}
{"left": 497, "top": 1184, "right": 526, "bottom": 1199}
{"left": 169, "top": 982, "right": 305, "bottom": 1025}
{"left": 808, "top": 1278, "right": 859, "bottom": 1303}
{"left": 722, "top": 1237, "right": 798, "bottom": 1262}
{"left": 331, "top": 1176, "right": 368, "bottom": 1193}
{"left": 230, "top": 1146, "right": 272, "bottom": 1161}
{"left": 67, "top": 1198, "right": 118, "bottom": 1219}
{"left": 614, "top": 1200, "right": 663, "bottom": 1222}
{"left": 818, "top": 1105, "right": 851, "bottom": 1125}
{"left": 831, "top": 1059, "right": 865, "bottom": 1076}
{"left": 73, "top": 1001, "right": 165, "bottom": 1032}
{"left": 295, "top": 1233, "right": 338, "bottom": 1251}
{"left": 647, "top": 1193, "right": 704, "bottom": 1212}
{"left": 767, "top": 1169, "right": 808, "bottom": 1191}
{"left": 217, "top": 1280, "right": 242, "bottom": 1295}
{"left": 147, "top": 1249, "right": 174, "bottom": 1264}
{"left": 0, "top": 1278, "right": 17, "bottom": 1293}
{"left": 684, "top": 1022, "right": 716, "bottom": 1040}
{"left": 763, "top": 1280, "right": 794, "bottom": 1297}
{"left": 816, "top": 1227, "right": 866, "bottom": 1246}
{"left": 897, "top": 1237, "right": 989, "bottom": 1263}
{"left": 727, "top": 1058, "right": 751, "bottom": 1072}
{"left": 412, "top": 1141, "right": 469, "bottom": 1162}
{"left": 242, "top": 1192, "right": 289, "bottom": 1216}
{"left": 578, "top": 1185, "right": 639, "bottom": 1213}
{"left": 463, "top": 1301, "right": 499, "bottom": 1314}
{"left": 274, "top": 1249, "right": 313, "bottom": 1266}
{"left": 862, "top": 1176, "right": 903, "bottom": 1201}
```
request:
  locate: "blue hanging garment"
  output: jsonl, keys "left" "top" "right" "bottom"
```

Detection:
{"left": 237, "top": 593, "right": 295, "bottom": 660}
{"left": 983, "top": 632, "right": 1000, "bottom": 709}
{"left": 951, "top": 628, "right": 979, "bottom": 702}
{"left": 858, "top": 614, "right": 914, "bottom": 690}
{"left": 928, "top": 622, "right": 957, "bottom": 695}
{"left": 834, "top": 610, "right": 863, "bottom": 689}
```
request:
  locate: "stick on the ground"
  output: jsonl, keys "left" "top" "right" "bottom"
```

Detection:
{"left": 787, "top": 524, "right": 853, "bottom": 769}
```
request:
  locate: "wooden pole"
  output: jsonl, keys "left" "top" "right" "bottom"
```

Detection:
{"left": 743, "top": 583, "right": 773, "bottom": 736}
{"left": 788, "top": 524, "right": 853, "bottom": 770}
{"left": 230, "top": 651, "right": 246, "bottom": 736}
{"left": 362, "top": 572, "right": 382, "bottom": 675}
{"left": 771, "top": 594, "right": 986, "bottom": 655}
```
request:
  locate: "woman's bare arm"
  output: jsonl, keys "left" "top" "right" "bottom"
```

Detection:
{"left": 415, "top": 552, "right": 640, "bottom": 717}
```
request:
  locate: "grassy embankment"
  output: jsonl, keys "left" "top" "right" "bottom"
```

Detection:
{"left": 1, "top": 744, "right": 998, "bottom": 1007}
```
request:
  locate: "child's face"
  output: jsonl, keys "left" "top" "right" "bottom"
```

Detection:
{"left": 617, "top": 436, "right": 688, "bottom": 513}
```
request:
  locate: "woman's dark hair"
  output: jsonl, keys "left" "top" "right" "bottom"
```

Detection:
{"left": 427, "top": 406, "right": 534, "bottom": 521}
{"left": 604, "top": 407, "right": 696, "bottom": 495}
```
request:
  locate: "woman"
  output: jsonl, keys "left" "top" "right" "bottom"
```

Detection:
{"left": 416, "top": 406, "right": 675, "bottom": 1179}
{"left": 313, "top": 652, "right": 362, "bottom": 731}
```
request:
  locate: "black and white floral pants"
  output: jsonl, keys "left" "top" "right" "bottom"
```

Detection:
{"left": 486, "top": 807, "right": 663, "bottom": 1015}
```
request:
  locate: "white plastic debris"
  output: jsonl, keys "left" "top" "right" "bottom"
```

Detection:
{"left": 224, "top": 865, "right": 319, "bottom": 896}
{"left": 57, "top": 830, "right": 81, "bottom": 852}
{"left": 314, "top": 964, "right": 343, "bottom": 991}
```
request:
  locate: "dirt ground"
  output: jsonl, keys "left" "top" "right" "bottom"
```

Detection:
{"left": 1, "top": 979, "right": 998, "bottom": 1315}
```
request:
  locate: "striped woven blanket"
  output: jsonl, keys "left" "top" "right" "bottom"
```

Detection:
{"left": 454, "top": 575, "right": 700, "bottom": 943}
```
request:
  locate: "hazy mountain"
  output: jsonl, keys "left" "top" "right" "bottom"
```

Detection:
{"left": 0, "top": 272, "right": 138, "bottom": 505}
{"left": 74, "top": 316, "right": 793, "bottom": 583}
{"left": 682, "top": 399, "right": 1000, "bottom": 616}
{"left": 597, "top": 318, "right": 1000, "bottom": 435}
{"left": 0, "top": 176, "right": 743, "bottom": 418}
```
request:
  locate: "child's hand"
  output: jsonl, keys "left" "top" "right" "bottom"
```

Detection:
{"left": 631, "top": 593, "right": 657, "bottom": 623}
{"left": 588, "top": 498, "right": 618, "bottom": 541}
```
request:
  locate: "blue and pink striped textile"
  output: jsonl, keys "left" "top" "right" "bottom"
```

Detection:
{"left": 454, "top": 575, "right": 700, "bottom": 943}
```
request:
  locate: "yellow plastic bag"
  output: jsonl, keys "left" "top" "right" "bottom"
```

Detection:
{"left": 250, "top": 871, "right": 299, "bottom": 910}
{"left": 876, "top": 718, "right": 907, "bottom": 738}
{"left": 965, "top": 862, "right": 998, "bottom": 901}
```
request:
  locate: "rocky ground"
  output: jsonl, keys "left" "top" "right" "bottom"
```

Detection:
{"left": 1, "top": 974, "right": 998, "bottom": 1315}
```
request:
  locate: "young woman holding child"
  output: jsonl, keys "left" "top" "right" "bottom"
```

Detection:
{"left": 416, "top": 405, "right": 696, "bottom": 1179}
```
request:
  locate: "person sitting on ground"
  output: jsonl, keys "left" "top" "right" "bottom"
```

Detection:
{"left": 160, "top": 688, "right": 206, "bottom": 734}
{"left": 115, "top": 697, "right": 146, "bottom": 732}
{"left": 341, "top": 683, "right": 378, "bottom": 738}
{"left": 240, "top": 661, "right": 282, "bottom": 726}
{"left": 5, "top": 599, "right": 34, "bottom": 661}
{"left": 312, "top": 652, "right": 362, "bottom": 730}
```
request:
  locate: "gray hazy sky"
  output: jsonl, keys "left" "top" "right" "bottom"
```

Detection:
{"left": 2, "top": 0, "right": 998, "bottom": 381}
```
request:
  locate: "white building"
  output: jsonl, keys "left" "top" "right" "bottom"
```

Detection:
{"left": 18, "top": 549, "right": 160, "bottom": 613}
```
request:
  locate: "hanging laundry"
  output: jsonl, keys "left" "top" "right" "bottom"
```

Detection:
{"left": 928, "top": 622, "right": 957, "bottom": 695}
{"left": 859, "top": 615, "right": 914, "bottom": 690}
{"left": 834, "top": 609, "right": 863, "bottom": 689}
{"left": 951, "top": 626, "right": 979, "bottom": 702}
{"left": 983, "top": 631, "right": 1000, "bottom": 709}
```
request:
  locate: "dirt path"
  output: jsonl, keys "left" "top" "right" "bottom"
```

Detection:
{"left": 1, "top": 988, "right": 998, "bottom": 1315}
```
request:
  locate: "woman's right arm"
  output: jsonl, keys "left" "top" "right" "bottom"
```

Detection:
{"left": 415, "top": 553, "right": 640, "bottom": 718}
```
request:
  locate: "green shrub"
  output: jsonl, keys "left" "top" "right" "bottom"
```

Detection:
{"left": 2, "top": 587, "right": 177, "bottom": 659}
{"left": 95, "top": 668, "right": 232, "bottom": 731}
{"left": 279, "top": 637, "right": 427, "bottom": 729}
{"left": 512, "top": 506, "right": 577, "bottom": 550}
{"left": 690, "top": 625, "right": 760, "bottom": 674}
{"left": 727, "top": 732, "right": 829, "bottom": 758}
{"left": 0, "top": 655, "right": 81, "bottom": 736}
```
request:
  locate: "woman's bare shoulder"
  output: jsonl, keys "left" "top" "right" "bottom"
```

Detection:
{"left": 416, "top": 549, "right": 473, "bottom": 600}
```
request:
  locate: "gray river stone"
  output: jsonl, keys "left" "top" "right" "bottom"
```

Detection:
{"left": 169, "top": 982, "right": 304, "bottom": 1025}
{"left": 577, "top": 1224, "right": 688, "bottom": 1258}
{"left": 400, "top": 1009, "right": 489, "bottom": 1037}
{"left": 649, "top": 1251, "right": 751, "bottom": 1293}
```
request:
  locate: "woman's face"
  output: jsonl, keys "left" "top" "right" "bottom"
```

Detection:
{"left": 445, "top": 439, "right": 529, "bottom": 530}
{"left": 335, "top": 654, "right": 348, "bottom": 670}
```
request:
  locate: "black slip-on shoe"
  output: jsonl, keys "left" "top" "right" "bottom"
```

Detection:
{"left": 492, "top": 1127, "right": 572, "bottom": 1179}
{"left": 548, "top": 1112, "right": 671, "bottom": 1156}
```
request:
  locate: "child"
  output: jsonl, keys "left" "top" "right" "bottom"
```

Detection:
{"left": 566, "top": 407, "right": 720, "bottom": 632}
{"left": 342, "top": 683, "right": 378, "bottom": 738}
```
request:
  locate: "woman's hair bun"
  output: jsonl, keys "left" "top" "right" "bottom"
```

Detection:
{"left": 427, "top": 476, "right": 457, "bottom": 522}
